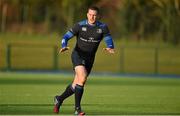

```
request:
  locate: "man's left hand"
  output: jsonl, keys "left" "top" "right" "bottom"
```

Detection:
{"left": 103, "top": 48, "right": 115, "bottom": 54}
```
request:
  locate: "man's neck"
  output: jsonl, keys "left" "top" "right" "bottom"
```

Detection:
{"left": 87, "top": 20, "right": 96, "bottom": 26}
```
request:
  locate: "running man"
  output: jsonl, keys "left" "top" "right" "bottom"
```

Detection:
{"left": 54, "top": 6, "right": 115, "bottom": 115}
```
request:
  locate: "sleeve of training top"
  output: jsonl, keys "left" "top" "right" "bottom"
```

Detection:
{"left": 61, "top": 31, "right": 74, "bottom": 48}
{"left": 103, "top": 25, "right": 114, "bottom": 49}
{"left": 61, "top": 23, "right": 79, "bottom": 48}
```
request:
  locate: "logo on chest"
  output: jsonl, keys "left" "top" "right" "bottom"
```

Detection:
{"left": 82, "top": 27, "right": 87, "bottom": 31}
{"left": 96, "top": 29, "right": 102, "bottom": 34}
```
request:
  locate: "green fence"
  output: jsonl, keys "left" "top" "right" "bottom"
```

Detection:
{"left": 2, "top": 43, "right": 180, "bottom": 75}
{"left": 119, "top": 46, "right": 180, "bottom": 75}
{"left": 5, "top": 43, "right": 58, "bottom": 71}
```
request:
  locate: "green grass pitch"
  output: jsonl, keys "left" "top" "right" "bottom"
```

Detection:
{"left": 0, "top": 72, "right": 180, "bottom": 115}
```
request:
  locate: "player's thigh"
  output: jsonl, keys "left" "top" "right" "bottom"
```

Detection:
{"left": 74, "top": 65, "right": 87, "bottom": 83}
{"left": 75, "top": 65, "right": 87, "bottom": 78}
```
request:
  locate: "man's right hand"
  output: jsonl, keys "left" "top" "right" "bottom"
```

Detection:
{"left": 103, "top": 48, "right": 115, "bottom": 54}
{"left": 59, "top": 47, "right": 70, "bottom": 53}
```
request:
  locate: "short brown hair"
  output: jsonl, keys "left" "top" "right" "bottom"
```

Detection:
{"left": 88, "top": 6, "right": 100, "bottom": 14}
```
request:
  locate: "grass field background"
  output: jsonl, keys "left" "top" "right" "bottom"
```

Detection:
{"left": 0, "top": 72, "right": 180, "bottom": 115}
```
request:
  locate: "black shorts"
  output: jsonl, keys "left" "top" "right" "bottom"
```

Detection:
{"left": 71, "top": 50, "right": 95, "bottom": 76}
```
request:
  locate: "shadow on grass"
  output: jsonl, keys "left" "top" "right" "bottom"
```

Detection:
{"left": 1, "top": 78, "right": 180, "bottom": 86}
{"left": 0, "top": 104, "right": 54, "bottom": 106}
{"left": 0, "top": 104, "right": 180, "bottom": 115}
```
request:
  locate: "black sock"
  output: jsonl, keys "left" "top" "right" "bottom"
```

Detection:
{"left": 58, "top": 84, "right": 75, "bottom": 104}
{"left": 75, "top": 84, "right": 84, "bottom": 110}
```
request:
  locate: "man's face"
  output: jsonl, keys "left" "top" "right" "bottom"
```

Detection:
{"left": 87, "top": 9, "right": 98, "bottom": 24}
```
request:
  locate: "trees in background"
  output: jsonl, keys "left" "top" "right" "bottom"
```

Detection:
{"left": 0, "top": 0, "right": 179, "bottom": 45}
{"left": 120, "top": 0, "right": 180, "bottom": 44}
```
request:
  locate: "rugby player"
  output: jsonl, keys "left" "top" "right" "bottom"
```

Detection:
{"left": 54, "top": 6, "right": 115, "bottom": 115}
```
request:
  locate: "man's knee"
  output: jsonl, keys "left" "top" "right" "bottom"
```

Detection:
{"left": 74, "top": 65, "right": 88, "bottom": 85}
{"left": 78, "top": 77, "right": 86, "bottom": 85}
{"left": 73, "top": 75, "right": 86, "bottom": 86}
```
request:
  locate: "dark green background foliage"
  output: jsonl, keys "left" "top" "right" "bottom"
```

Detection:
{"left": 1, "top": 0, "right": 180, "bottom": 44}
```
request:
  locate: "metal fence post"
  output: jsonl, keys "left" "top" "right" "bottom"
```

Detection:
{"left": 155, "top": 47, "right": 158, "bottom": 74}
{"left": 6, "top": 44, "right": 11, "bottom": 71}
{"left": 53, "top": 45, "right": 58, "bottom": 70}
{"left": 120, "top": 46, "right": 125, "bottom": 73}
